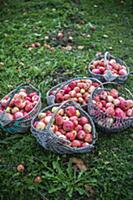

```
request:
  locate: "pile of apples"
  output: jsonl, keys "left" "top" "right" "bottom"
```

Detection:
{"left": 0, "top": 89, "right": 40, "bottom": 121}
{"left": 89, "top": 58, "right": 128, "bottom": 76}
{"left": 50, "top": 79, "right": 100, "bottom": 105}
{"left": 93, "top": 88, "right": 133, "bottom": 118}
{"left": 34, "top": 105, "right": 93, "bottom": 148}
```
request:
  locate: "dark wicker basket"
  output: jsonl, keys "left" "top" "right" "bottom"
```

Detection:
{"left": 0, "top": 83, "right": 41, "bottom": 134}
{"left": 31, "top": 100, "right": 97, "bottom": 154}
{"left": 46, "top": 77, "right": 101, "bottom": 110}
{"left": 88, "top": 52, "right": 133, "bottom": 83}
{"left": 88, "top": 82, "right": 133, "bottom": 133}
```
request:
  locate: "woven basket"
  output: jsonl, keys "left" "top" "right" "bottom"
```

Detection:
{"left": 88, "top": 82, "right": 133, "bottom": 133}
{"left": 0, "top": 83, "right": 41, "bottom": 134}
{"left": 31, "top": 100, "right": 97, "bottom": 154}
{"left": 88, "top": 52, "right": 133, "bottom": 83}
{"left": 46, "top": 77, "right": 101, "bottom": 110}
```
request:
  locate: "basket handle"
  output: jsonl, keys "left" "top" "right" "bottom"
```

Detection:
{"left": 103, "top": 52, "right": 117, "bottom": 81}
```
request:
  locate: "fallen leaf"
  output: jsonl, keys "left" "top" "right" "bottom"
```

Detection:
{"left": 70, "top": 158, "right": 87, "bottom": 171}
{"left": 84, "top": 184, "right": 95, "bottom": 195}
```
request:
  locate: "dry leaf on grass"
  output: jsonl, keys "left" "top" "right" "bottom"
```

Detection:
{"left": 70, "top": 157, "right": 87, "bottom": 171}
{"left": 84, "top": 184, "right": 95, "bottom": 195}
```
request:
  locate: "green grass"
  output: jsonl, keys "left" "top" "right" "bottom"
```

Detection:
{"left": 0, "top": 0, "right": 133, "bottom": 199}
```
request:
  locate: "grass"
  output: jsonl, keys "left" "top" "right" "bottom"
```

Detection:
{"left": 0, "top": 0, "right": 133, "bottom": 199}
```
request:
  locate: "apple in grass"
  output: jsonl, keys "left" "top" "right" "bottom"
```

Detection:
{"left": 17, "top": 164, "right": 25, "bottom": 173}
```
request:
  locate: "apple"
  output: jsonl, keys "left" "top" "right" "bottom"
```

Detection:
{"left": 55, "top": 115, "right": 63, "bottom": 126}
{"left": 63, "top": 120, "right": 74, "bottom": 131}
{"left": 34, "top": 176, "right": 42, "bottom": 183}
{"left": 14, "top": 111, "right": 24, "bottom": 120}
{"left": 77, "top": 130, "right": 86, "bottom": 140}
{"left": 17, "top": 164, "right": 25, "bottom": 172}
{"left": 65, "top": 106, "right": 76, "bottom": 117}
{"left": 79, "top": 116, "right": 88, "bottom": 126}
{"left": 83, "top": 123, "right": 92, "bottom": 133}
{"left": 84, "top": 134, "right": 92, "bottom": 143}
{"left": 71, "top": 140, "right": 82, "bottom": 147}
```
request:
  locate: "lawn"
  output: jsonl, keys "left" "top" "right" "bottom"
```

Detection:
{"left": 0, "top": 0, "right": 133, "bottom": 199}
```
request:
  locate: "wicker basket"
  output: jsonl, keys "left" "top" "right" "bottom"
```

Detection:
{"left": 31, "top": 100, "right": 97, "bottom": 154}
{"left": 88, "top": 82, "right": 133, "bottom": 133}
{"left": 46, "top": 77, "right": 101, "bottom": 110}
{"left": 88, "top": 52, "right": 133, "bottom": 83}
{"left": 0, "top": 83, "right": 41, "bottom": 134}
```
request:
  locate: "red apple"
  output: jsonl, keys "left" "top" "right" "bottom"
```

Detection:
{"left": 63, "top": 120, "right": 74, "bottom": 131}
{"left": 66, "top": 131, "right": 76, "bottom": 141}
{"left": 17, "top": 164, "right": 25, "bottom": 172}
{"left": 14, "top": 111, "right": 24, "bottom": 120}
{"left": 65, "top": 106, "right": 76, "bottom": 117}
{"left": 79, "top": 116, "right": 88, "bottom": 126}
{"left": 77, "top": 130, "right": 86, "bottom": 140}
{"left": 84, "top": 134, "right": 92, "bottom": 143}
{"left": 71, "top": 140, "right": 82, "bottom": 147}
{"left": 83, "top": 123, "right": 92, "bottom": 133}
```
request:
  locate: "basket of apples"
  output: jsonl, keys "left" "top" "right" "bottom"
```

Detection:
{"left": 46, "top": 77, "right": 101, "bottom": 110}
{"left": 31, "top": 100, "right": 97, "bottom": 154}
{"left": 0, "top": 83, "right": 41, "bottom": 134}
{"left": 88, "top": 82, "right": 133, "bottom": 133}
{"left": 88, "top": 52, "right": 132, "bottom": 83}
